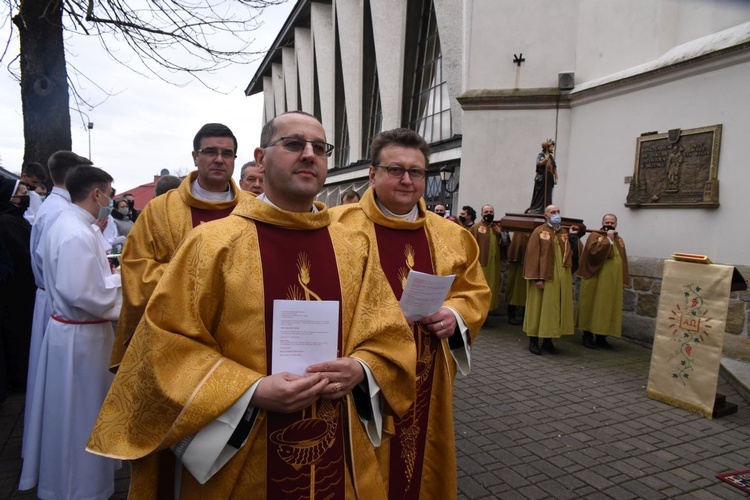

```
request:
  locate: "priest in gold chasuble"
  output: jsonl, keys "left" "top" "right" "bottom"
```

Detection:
{"left": 87, "top": 112, "right": 416, "bottom": 499}
{"left": 331, "top": 128, "right": 490, "bottom": 500}
{"left": 111, "top": 123, "right": 250, "bottom": 371}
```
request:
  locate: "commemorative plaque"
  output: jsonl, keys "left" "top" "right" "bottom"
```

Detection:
{"left": 626, "top": 124, "right": 722, "bottom": 208}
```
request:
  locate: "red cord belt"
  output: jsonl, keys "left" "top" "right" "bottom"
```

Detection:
{"left": 50, "top": 314, "right": 109, "bottom": 325}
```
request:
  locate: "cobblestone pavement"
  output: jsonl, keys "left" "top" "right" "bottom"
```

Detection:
{"left": 456, "top": 316, "right": 750, "bottom": 499}
{"left": 2, "top": 316, "right": 749, "bottom": 499}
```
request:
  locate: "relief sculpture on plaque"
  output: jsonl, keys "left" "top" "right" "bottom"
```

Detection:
{"left": 626, "top": 124, "right": 722, "bottom": 208}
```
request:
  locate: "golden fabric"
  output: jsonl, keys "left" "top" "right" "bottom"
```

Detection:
{"left": 576, "top": 234, "right": 627, "bottom": 337}
{"left": 111, "top": 171, "right": 249, "bottom": 370}
{"left": 647, "top": 260, "right": 733, "bottom": 418}
{"left": 523, "top": 229, "right": 574, "bottom": 338}
{"left": 330, "top": 187, "right": 490, "bottom": 499}
{"left": 87, "top": 196, "right": 416, "bottom": 498}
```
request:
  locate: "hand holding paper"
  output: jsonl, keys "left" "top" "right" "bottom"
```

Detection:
{"left": 399, "top": 270, "right": 455, "bottom": 322}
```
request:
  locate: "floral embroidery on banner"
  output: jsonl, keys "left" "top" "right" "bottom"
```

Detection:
{"left": 539, "top": 231, "right": 550, "bottom": 241}
{"left": 666, "top": 284, "right": 713, "bottom": 386}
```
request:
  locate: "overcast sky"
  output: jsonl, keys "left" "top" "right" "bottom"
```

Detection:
{"left": 0, "top": 1, "right": 294, "bottom": 192}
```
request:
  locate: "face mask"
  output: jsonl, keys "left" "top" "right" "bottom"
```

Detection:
{"left": 459, "top": 215, "right": 466, "bottom": 224}
{"left": 39, "top": 195, "right": 46, "bottom": 202}
{"left": 117, "top": 207, "right": 130, "bottom": 216}
{"left": 435, "top": 211, "right": 445, "bottom": 217}
{"left": 602, "top": 225, "right": 616, "bottom": 232}
{"left": 126, "top": 199, "right": 135, "bottom": 210}
{"left": 97, "top": 190, "right": 114, "bottom": 219}
{"left": 15, "top": 195, "right": 31, "bottom": 210}
{"left": 482, "top": 214, "right": 494, "bottom": 224}
{"left": 549, "top": 214, "right": 562, "bottom": 225}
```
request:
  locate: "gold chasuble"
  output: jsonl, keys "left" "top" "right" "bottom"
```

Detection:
{"left": 87, "top": 197, "right": 416, "bottom": 499}
{"left": 330, "top": 188, "right": 490, "bottom": 500}
{"left": 111, "top": 171, "right": 248, "bottom": 370}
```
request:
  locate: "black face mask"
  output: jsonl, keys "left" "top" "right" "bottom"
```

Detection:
{"left": 482, "top": 214, "right": 494, "bottom": 224}
{"left": 435, "top": 211, "right": 445, "bottom": 217}
{"left": 602, "top": 225, "right": 616, "bottom": 232}
{"left": 459, "top": 215, "right": 466, "bottom": 224}
{"left": 126, "top": 199, "right": 135, "bottom": 210}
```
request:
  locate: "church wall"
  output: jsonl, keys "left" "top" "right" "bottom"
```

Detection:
{"left": 563, "top": 55, "right": 750, "bottom": 266}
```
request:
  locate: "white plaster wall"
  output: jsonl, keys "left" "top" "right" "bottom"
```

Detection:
{"left": 295, "top": 28, "right": 315, "bottom": 114}
{"left": 272, "top": 63, "right": 286, "bottom": 117}
{"left": 263, "top": 76, "right": 274, "bottom": 123}
{"left": 312, "top": 3, "right": 336, "bottom": 148}
{"left": 562, "top": 59, "right": 750, "bottom": 265}
{"left": 282, "top": 47, "right": 298, "bottom": 111}
{"left": 575, "top": 0, "right": 750, "bottom": 82}
{"left": 335, "top": 0, "right": 364, "bottom": 160}
{"left": 465, "top": 0, "right": 578, "bottom": 90}
{"left": 458, "top": 107, "right": 571, "bottom": 218}
{"left": 370, "top": 0, "right": 407, "bottom": 131}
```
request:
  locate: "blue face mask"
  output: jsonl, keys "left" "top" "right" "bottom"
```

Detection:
{"left": 96, "top": 190, "right": 114, "bottom": 220}
{"left": 549, "top": 214, "right": 562, "bottom": 225}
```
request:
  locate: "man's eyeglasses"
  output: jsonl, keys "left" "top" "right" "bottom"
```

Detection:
{"left": 264, "top": 137, "right": 335, "bottom": 158}
{"left": 373, "top": 165, "right": 426, "bottom": 180}
{"left": 196, "top": 147, "right": 237, "bottom": 159}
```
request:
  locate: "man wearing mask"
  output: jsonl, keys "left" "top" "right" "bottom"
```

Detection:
{"left": 111, "top": 123, "right": 250, "bottom": 370}
{"left": 576, "top": 214, "right": 629, "bottom": 350}
{"left": 433, "top": 204, "right": 446, "bottom": 217}
{"left": 523, "top": 204, "right": 574, "bottom": 355}
{"left": 459, "top": 205, "right": 476, "bottom": 228}
{"left": 470, "top": 204, "right": 506, "bottom": 312}
{"left": 19, "top": 162, "right": 48, "bottom": 224}
{"left": 0, "top": 178, "right": 35, "bottom": 398}
{"left": 19, "top": 166, "right": 121, "bottom": 500}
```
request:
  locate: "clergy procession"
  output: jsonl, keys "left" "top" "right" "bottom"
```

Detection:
{"left": 0, "top": 110, "right": 634, "bottom": 499}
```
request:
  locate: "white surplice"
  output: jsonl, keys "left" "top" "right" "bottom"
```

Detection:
{"left": 19, "top": 204, "right": 122, "bottom": 500}
{"left": 23, "top": 187, "right": 71, "bottom": 458}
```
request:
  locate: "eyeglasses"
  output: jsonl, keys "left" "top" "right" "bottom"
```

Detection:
{"left": 196, "top": 147, "right": 237, "bottom": 159}
{"left": 264, "top": 137, "right": 334, "bottom": 158}
{"left": 373, "top": 165, "right": 426, "bottom": 180}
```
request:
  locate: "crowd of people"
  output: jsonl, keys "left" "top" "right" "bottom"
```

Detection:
{"left": 1, "top": 114, "right": 495, "bottom": 499}
{"left": 1, "top": 114, "right": 627, "bottom": 498}
{"left": 432, "top": 198, "right": 627, "bottom": 356}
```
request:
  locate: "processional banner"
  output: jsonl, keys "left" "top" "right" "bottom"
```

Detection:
{"left": 646, "top": 258, "right": 733, "bottom": 418}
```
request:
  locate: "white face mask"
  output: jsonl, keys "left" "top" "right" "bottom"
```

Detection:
{"left": 117, "top": 207, "right": 130, "bottom": 216}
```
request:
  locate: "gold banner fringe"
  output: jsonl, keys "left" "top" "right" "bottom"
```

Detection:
{"left": 646, "top": 389, "right": 712, "bottom": 419}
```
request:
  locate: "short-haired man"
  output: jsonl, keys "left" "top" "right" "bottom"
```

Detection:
{"left": 88, "top": 112, "right": 415, "bottom": 498}
{"left": 19, "top": 162, "right": 48, "bottom": 224}
{"left": 20, "top": 166, "right": 121, "bottom": 499}
{"left": 523, "top": 204, "right": 574, "bottom": 355}
{"left": 331, "top": 128, "right": 490, "bottom": 498}
{"left": 154, "top": 174, "right": 182, "bottom": 197}
{"left": 111, "top": 123, "right": 249, "bottom": 370}
{"left": 340, "top": 188, "right": 360, "bottom": 205}
{"left": 576, "top": 213, "right": 629, "bottom": 349}
{"left": 470, "top": 204, "right": 505, "bottom": 311}
{"left": 238, "top": 160, "right": 264, "bottom": 195}
{"left": 459, "top": 204, "right": 476, "bottom": 228}
{"left": 433, "top": 204, "right": 446, "bottom": 217}
{"left": 23, "top": 150, "right": 92, "bottom": 457}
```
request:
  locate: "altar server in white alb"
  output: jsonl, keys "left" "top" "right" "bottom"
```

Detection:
{"left": 23, "top": 150, "right": 92, "bottom": 458}
{"left": 19, "top": 166, "right": 122, "bottom": 500}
